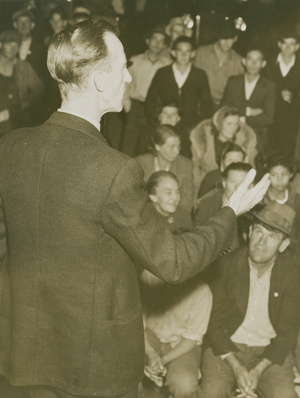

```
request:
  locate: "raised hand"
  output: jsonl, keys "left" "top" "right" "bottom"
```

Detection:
{"left": 228, "top": 169, "right": 270, "bottom": 216}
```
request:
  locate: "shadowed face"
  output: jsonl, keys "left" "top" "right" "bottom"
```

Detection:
{"left": 147, "top": 32, "right": 166, "bottom": 55}
{"left": 222, "top": 151, "right": 245, "bottom": 170}
{"left": 223, "top": 169, "right": 248, "bottom": 200}
{"left": 172, "top": 42, "right": 194, "bottom": 66}
{"left": 269, "top": 165, "right": 292, "bottom": 193}
{"left": 219, "top": 115, "right": 239, "bottom": 141}
{"left": 278, "top": 38, "right": 299, "bottom": 58}
{"left": 158, "top": 106, "right": 180, "bottom": 126}
{"left": 155, "top": 136, "right": 181, "bottom": 163}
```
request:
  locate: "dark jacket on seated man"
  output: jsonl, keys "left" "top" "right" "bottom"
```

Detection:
{"left": 206, "top": 244, "right": 300, "bottom": 364}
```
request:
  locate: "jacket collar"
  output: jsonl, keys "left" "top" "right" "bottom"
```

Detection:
{"left": 44, "top": 111, "right": 107, "bottom": 145}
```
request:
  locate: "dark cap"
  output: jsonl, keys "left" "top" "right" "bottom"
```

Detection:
{"left": 12, "top": 9, "right": 35, "bottom": 23}
{"left": 252, "top": 201, "right": 296, "bottom": 241}
{"left": 217, "top": 21, "right": 238, "bottom": 39}
{"left": 0, "top": 30, "right": 22, "bottom": 44}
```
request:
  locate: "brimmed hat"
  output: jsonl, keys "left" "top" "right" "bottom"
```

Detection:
{"left": 12, "top": 10, "right": 35, "bottom": 23}
{"left": 0, "top": 30, "right": 22, "bottom": 44}
{"left": 216, "top": 21, "right": 238, "bottom": 39}
{"left": 252, "top": 201, "right": 296, "bottom": 241}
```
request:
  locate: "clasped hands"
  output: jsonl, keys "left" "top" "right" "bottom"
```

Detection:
{"left": 234, "top": 365, "right": 260, "bottom": 398}
{"left": 144, "top": 352, "right": 167, "bottom": 387}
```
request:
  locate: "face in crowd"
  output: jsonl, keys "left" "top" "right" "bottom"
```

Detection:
{"left": 278, "top": 37, "right": 299, "bottom": 58}
{"left": 14, "top": 16, "right": 34, "bottom": 39}
{"left": 147, "top": 32, "right": 166, "bottom": 55}
{"left": 222, "top": 169, "right": 249, "bottom": 201}
{"left": 50, "top": 13, "right": 67, "bottom": 34}
{"left": 170, "top": 24, "right": 185, "bottom": 43}
{"left": 155, "top": 135, "right": 181, "bottom": 164}
{"left": 158, "top": 106, "right": 180, "bottom": 127}
{"left": 217, "top": 37, "right": 237, "bottom": 53}
{"left": 149, "top": 176, "right": 180, "bottom": 216}
{"left": 222, "top": 150, "right": 245, "bottom": 171}
{"left": 171, "top": 41, "right": 195, "bottom": 67}
{"left": 248, "top": 223, "right": 290, "bottom": 266}
{"left": 0, "top": 40, "right": 19, "bottom": 60}
{"left": 219, "top": 114, "right": 240, "bottom": 142}
{"left": 242, "top": 50, "right": 266, "bottom": 75}
{"left": 269, "top": 165, "right": 293, "bottom": 194}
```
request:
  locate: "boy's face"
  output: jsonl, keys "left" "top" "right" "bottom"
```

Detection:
{"left": 223, "top": 170, "right": 248, "bottom": 200}
{"left": 158, "top": 106, "right": 180, "bottom": 126}
{"left": 278, "top": 38, "right": 299, "bottom": 58}
{"left": 242, "top": 50, "right": 266, "bottom": 75}
{"left": 147, "top": 33, "right": 166, "bottom": 55}
{"left": 155, "top": 136, "right": 180, "bottom": 163}
{"left": 222, "top": 151, "right": 245, "bottom": 170}
{"left": 171, "top": 42, "right": 195, "bottom": 66}
{"left": 1, "top": 41, "right": 19, "bottom": 59}
{"left": 270, "top": 165, "right": 292, "bottom": 193}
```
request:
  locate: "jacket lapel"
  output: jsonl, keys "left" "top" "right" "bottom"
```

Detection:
{"left": 231, "top": 249, "right": 250, "bottom": 318}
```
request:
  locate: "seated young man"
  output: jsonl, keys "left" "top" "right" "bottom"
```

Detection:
{"left": 193, "top": 162, "right": 252, "bottom": 226}
{"left": 198, "top": 143, "right": 247, "bottom": 198}
{"left": 201, "top": 201, "right": 299, "bottom": 398}
{"left": 145, "top": 36, "right": 213, "bottom": 158}
{"left": 222, "top": 47, "right": 276, "bottom": 162}
{"left": 264, "top": 29, "right": 300, "bottom": 157}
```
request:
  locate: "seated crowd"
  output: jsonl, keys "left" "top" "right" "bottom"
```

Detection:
{"left": 1, "top": 4, "right": 300, "bottom": 398}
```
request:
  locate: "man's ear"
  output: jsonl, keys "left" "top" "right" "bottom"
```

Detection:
{"left": 277, "top": 41, "right": 282, "bottom": 50}
{"left": 146, "top": 38, "right": 149, "bottom": 47}
{"left": 279, "top": 238, "right": 290, "bottom": 253}
{"left": 94, "top": 71, "right": 106, "bottom": 92}
{"left": 222, "top": 178, "right": 226, "bottom": 189}
{"left": 233, "top": 36, "right": 238, "bottom": 44}
{"left": 154, "top": 144, "right": 160, "bottom": 152}
{"left": 296, "top": 43, "right": 300, "bottom": 52}
{"left": 241, "top": 58, "right": 246, "bottom": 67}
{"left": 30, "top": 22, "right": 35, "bottom": 31}
{"left": 149, "top": 194, "right": 157, "bottom": 203}
{"left": 261, "top": 60, "right": 267, "bottom": 69}
{"left": 13, "top": 22, "right": 18, "bottom": 30}
{"left": 171, "top": 50, "right": 176, "bottom": 59}
{"left": 190, "top": 50, "right": 195, "bottom": 59}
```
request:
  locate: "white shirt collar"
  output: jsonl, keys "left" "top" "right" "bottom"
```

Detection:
{"left": 277, "top": 53, "right": 295, "bottom": 77}
{"left": 19, "top": 37, "right": 32, "bottom": 61}
{"left": 244, "top": 75, "right": 260, "bottom": 101}
{"left": 276, "top": 188, "right": 289, "bottom": 204}
{"left": 172, "top": 63, "right": 191, "bottom": 89}
{"left": 58, "top": 109, "right": 100, "bottom": 131}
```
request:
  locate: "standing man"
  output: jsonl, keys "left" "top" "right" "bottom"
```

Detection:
{"left": 201, "top": 202, "right": 299, "bottom": 398}
{"left": 145, "top": 35, "right": 213, "bottom": 158}
{"left": 121, "top": 28, "right": 170, "bottom": 157}
{"left": 193, "top": 22, "right": 243, "bottom": 110}
{"left": 264, "top": 29, "right": 300, "bottom": 158}
{"left": 0, "top": 20, "right": 269, "bottom": 398}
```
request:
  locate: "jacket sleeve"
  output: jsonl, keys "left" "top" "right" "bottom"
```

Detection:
{"left": 246, "top": 81, "right": 276, "bottom": 126}
{"left": 262, "top": 275, "right": 300, "bottom": 366}
{"left": 145, "top": 70, "right": 163, "bottom": 125}
{"left": 205, "top": 261, "right": 239, "bottom": 355}
{"left": 25, "top": 63, "right": 45, "bottom": 108}
{"left": 101, "top": 158, "right": 238, "bottom": 284}
{"left": 198, "top": 71, "right": 213, "bottom": 119}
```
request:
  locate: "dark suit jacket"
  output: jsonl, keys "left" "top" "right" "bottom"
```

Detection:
{"left": 206, "top": 245, "right": 300, "bottom": 366}
{"left": 264, "top": 57, "right": 300, "bottom": 131}
{"left": 222, "top": 74, "right": 276, "bottom": 129}
{"left": 0, "top": 112, "right": 239, "bottom": 396}
{"left": 145, "top": 64, "right": 213, "bottom": 131}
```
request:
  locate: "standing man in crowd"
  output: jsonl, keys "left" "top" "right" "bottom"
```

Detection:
{"left": 264, "top": 29, "right": 300, "bottom": 158}
{"left": 193, "top": 22, "right": 243, "bottom": 110}
{"left": 222, "top": 47, "right": 276, "bottom": 163}
{"left": 0, "top": 20, "right": 269, "bottom": 398}
{"left": 145, "top": 35, "right": 212, "bottom": 158}
{"left": 12, "top": 10, "right": 48, "bottom": 83}
{"left": 121, "top": 28, "right": 170, "bottom": 157}
{"left": 201, "top": 202, "right": 299, "bottom": 398}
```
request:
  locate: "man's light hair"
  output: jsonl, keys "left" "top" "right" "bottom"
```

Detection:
{"left": 47, "top": 20, "right": 118, "bottom": 99}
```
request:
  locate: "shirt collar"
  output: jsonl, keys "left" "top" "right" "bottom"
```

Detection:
{"left": 276, "top": 52, "right": 296, "bottom": 68}
{"left": 58, "top": 109, "right": 100, "bottom": 131}
{"left": 172, "top": 62, "right": 191, "bottom": 77}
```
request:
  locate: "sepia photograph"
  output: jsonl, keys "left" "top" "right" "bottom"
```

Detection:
{"left": 0, "top": 0, "right": 299, "bottom": 397}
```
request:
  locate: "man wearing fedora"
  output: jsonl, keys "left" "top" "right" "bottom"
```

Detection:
{"left": 200, "top": 201, "right": 299, "bottom": 398}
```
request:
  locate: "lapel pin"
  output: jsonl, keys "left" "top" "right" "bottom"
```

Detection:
{"left": 274, "top": 292, "right": 279, "bottom": 297}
